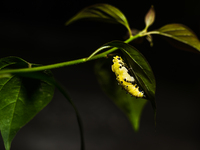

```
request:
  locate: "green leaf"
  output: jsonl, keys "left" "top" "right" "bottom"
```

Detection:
{"left": 106, "top": 41, "right": 156, "bottom": 110}
{"left": 66, "top": 3, "right": 132, "bottom": 36}
{"left": 94, "top": 41, "right": 156, "bottom": 130}
{"left": 87, "top": 45, "right": 111, "bottom": 60}
{"left": 94, "top": 58, "right": 147, "bottom": 131}
{"left": 153, "top": 23, "right": 200, "bottom": 52}
{"left": 0, "top": 57, "right": 55, "bottom": 150}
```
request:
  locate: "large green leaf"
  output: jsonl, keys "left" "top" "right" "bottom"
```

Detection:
{"left": 153, "top": 24, "right": 200, "bottom": 52}
{"left": 95, "top": 58, "right": 147, "bottom": 131}
{"left": 66, "top": 3, "right": 132, "bottom": 36}
{"left": 94, "top": 41, "right": 156, "bottom": 130}
{"left": 106, "top": 41, "right": 156, "bottom": 110}
{"left": 0, "top": 57, "right": 55, "bottom": 150}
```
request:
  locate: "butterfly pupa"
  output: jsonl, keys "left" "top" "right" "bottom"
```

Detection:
{"left": 111, "top": 56, "right": 145, "bottom": 98}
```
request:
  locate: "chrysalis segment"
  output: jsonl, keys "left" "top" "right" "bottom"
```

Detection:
{"left": 111, "top": 56, "right": 145, "bottom": 98}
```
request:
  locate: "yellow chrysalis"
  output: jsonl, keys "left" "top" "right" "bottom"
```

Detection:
{"left": 111, "top": 56, "right": 145, "bottom": 98}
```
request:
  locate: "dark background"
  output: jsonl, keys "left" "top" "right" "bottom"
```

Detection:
{"left": 0, "top": 0, "right": 200, "bottom": 150}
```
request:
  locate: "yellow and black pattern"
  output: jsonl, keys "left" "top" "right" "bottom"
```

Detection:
{"left": 111, "top": 56, "right": 145, "bottom": 98}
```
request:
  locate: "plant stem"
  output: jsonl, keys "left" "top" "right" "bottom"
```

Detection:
{"left": 53, "top": 80, "right": 85, "bottom": 150}
{"left": 0, "top": 32, "right": 142, "bottom": 74}
{"left": 0, "top": 29, "right": 144, "bottom": 150}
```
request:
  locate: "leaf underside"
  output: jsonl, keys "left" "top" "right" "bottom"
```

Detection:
{"left": 155, "top": 23, "right": 200, "bottom": 52}
{"left": 66, "top": 3, "right": 131, "bottom": 35}
{"left": 94, "top": 41, "right": 156, "bottom": 131}
{"left": 95, "top": 58, "right": 147, "bottom": 131}
{"left": 0, "top": 56, "right": 55, "bottom": 150}
{"left": 106, "top": 41, "right": 156, "bottom": 108}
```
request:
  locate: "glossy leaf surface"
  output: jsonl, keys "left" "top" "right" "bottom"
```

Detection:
{"left": 95, "top": 41, "right": 156, "bottom": 130}
{"left": 154, "top": 24, "right": 200, "bottom": 52}
{"left": 106, "top": 41, "right": 156, "bottom": 110}
{"left": 0, "top": 57, "right": 55, "bottom": 150}
{"left": 95, "top": 58, "right": 147, "bottom": 131}
{"left": 66, "top": 3, "right": 132, "bottom": 35}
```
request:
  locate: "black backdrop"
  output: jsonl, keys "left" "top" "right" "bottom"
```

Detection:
{"left": 0, "top": 0, "right": 200, "bottom": 150}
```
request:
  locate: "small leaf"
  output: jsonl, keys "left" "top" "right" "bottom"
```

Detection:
{"left": 146, "top": 34, "right": 153, "bottom": 47}
{"left": 94, "top": 58, "right": 147, "bottom": 131}
{"left": 0, "top": 57, "right": 55, "bottom": 150}
{"left": 145, "top": 5, "right": 155, "bottom": 29}
{"left": 66, "top": 3, "right": 132, "bottom": 36}
{"left": 153, "top": 23, "right": 200, "bottom": 52}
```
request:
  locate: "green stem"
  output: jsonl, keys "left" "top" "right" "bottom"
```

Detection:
{"left": 0, "top": 32, "right": 142, "bottom": 74}
{"left": 0, "top": 29, "right": 144, "bottom": 150}
{"left": 53, "top": 81, "right": 85, "bottom": 150}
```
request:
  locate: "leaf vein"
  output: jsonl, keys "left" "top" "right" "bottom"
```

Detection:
{"left": 0, "top": 102, "right": 15, "bottom": 110}
{"left": 8, "top": 80, "right": 22, "bottom": 137}
{"left": 0, "top": 76, "right": 14, "bottom": 91}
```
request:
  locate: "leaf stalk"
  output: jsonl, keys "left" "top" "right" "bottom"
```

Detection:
{"left": 0, "top": 32, "right": 143, "bottom": 75}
